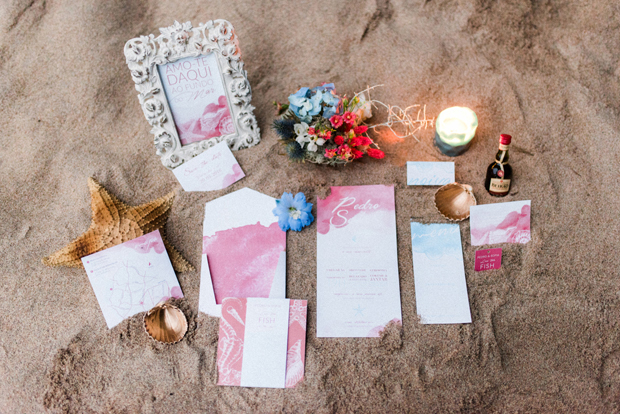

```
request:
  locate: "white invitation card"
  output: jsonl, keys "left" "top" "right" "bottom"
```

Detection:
{"left": 316, "top": 185, "right": 402, "bottom": 337}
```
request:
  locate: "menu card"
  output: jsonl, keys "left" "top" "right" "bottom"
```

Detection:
{"left": 216, "top": 298, "right": 307, "bottom": 388}
{"left": 410, "top": 222, "right": 471, "bottom": 324}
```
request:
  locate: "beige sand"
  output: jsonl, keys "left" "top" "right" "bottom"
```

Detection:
{"left": 1, "top": 0, "right": 619, "bottom": 412}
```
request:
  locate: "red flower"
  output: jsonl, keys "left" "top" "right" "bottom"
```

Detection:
{"left": 358, "top": 136, "right": 372, "bottom": 146}
{"left": 367, "top": 148, "right": 385, "bottom": 159}
{"left": 334, "top": 135, "right": 344, "bottom": 145}
{"left": 343, "top": 111, "right": 357, "bottom": 125}
{"left": 330, "top": 115, "right": 344, "bottom": 128}
{"left": 320, "top": 130, "right": 332, "bottom": 140}
{"left": 353, "top": 125, "right": 368, "bottom": 134}
{"left": 324, "top": 148, "right": 337, "bottom": 159}
{"left": 352, "top": 149, "right": 364, "bottom": 159}
{"left": 349, "top": 137, "right": 359, "bottom": 146}
{"left": 308, "top": 127, "right": 316, "bottom": 135}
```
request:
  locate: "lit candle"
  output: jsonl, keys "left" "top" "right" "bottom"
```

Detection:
{"left": 434, "top": 107, "right": 478, "bottom": 156}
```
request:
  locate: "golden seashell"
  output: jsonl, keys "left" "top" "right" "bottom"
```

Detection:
{"left": 434, "top": 183, "right": 477, "bottom": 221}
{"left": 143, "top": 302, "right": 188, "bottom": 344}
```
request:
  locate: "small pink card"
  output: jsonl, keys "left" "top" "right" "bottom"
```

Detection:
{"left": 216, "top": 298, "right": 307, "bottom": 389}
{"left": 172, "top": 140, "right": 244, "bottom": 192}
{"left": 475, "top": 248, "right": 502, "bottom": 271}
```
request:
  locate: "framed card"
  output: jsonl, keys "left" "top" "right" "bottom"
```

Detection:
{"left": 124, "top": 20, "right": 260, "bottom": 170}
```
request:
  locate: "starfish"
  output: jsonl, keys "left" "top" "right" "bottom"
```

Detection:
{"left": 42, "top": 177, "right": 194, "bottom": 272}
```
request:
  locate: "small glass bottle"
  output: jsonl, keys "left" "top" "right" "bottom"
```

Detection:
{"left": 485, "top": 134, "right": 512, "bottom": 196}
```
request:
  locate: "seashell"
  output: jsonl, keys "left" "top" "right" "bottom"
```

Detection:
{"left": 143, "top": 302, "right": 188, "bottom": 344}
{"left": 434, "top": 183, "right": 477, "bottom": 221}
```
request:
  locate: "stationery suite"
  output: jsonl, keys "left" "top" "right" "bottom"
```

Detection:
{"left": 82, "top": 230, "right": 183, "bottom": 328}
{"left": 199, "top": 188, "right": 286, "bottom": 317}
{"left": 172, "top": 140, "right": 245, "bottom": 191}
{"left": 316, "top": 185, "right": 402, "bottom": 337}
{"left": 406, "top": 162, "right": 455, "bottom": 186}
{"left": 470, "top": 200, "right": 531, "bottom": 246}
{"left": 410, "top": 223, "right": 471, "bottom": 324}
{"left": 216, "top": 298, "right": 307, "bottom": 388}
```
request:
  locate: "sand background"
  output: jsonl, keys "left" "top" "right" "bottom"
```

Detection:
{"left": 1, "top": 0, "right": 619, "bottom": 412}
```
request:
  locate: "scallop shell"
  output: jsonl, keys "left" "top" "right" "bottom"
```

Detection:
{"left": 434, "top": 183, "right": 477, "bottom": 221}
{"left": 143, "top": 302, "right": 188, "bottom": 344}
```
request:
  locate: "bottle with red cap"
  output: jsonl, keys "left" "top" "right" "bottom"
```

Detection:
{"left": 484, "top": 134, "right": 513, "bottom": 196}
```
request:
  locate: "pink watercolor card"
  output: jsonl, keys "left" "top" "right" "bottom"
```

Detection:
{"left": 411, "top": 223, "right": 472, "bottom": 324}
{"left": 217, "top": 298, "right": 307, "bottom": 389}
{"left": 81, "top": 230, "right": 183, "bottom": 329}
{"left": 316, "top": 185, "right": 402, "bottom": 337}
{"left": 475, "top": 248, "right": 502, "bottom": 271}
{"left": 172, "top": 140, "right": 245, "bottom": 192}
{"left": 199, "top": 188, "right": 286, "bottom": 317}
{"left": 158, "top": 54, "right": 235, "bottom": 146}
{"left": 470, "top": 200, "right": 531, "bottom": 246}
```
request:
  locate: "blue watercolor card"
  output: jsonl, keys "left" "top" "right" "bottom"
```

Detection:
{"left": 410, "top": 222, "right": 472, "bottom": 324}
{"left": 406, "top": 162, "right": 455, "bottom": 186}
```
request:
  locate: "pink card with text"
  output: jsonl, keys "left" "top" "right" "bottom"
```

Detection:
{"left": 216, "top": 298, "right": 307, "bottom": 389}
{"left": 475, "top": 248, "right": 502, "bottom": 271}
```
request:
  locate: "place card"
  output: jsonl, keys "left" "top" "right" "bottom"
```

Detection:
{"left": 406, "top": 161, "right": 455, "bottom": 186}
{"left": 81, "top": 230, "right": 183, "bottom": 329}
{"left": 172, "top": 140, "right": 244, "bottom": 192}
{"left": 410, "top": 222, "right": 471, "bottom": 324}
{"left": 216, "top": 298, "right": 307, "bottom": 389}
{"left": 316, "top": 185, "right": 402, "bottom": 337}
{"left": 199, "top": 188, "right": 286, "bottom": 317}
{"left": 470, "top": 200, "right": 531, "bottom": 246}
{"left": 475, "top": 248, "right": 502, "bottom": 271}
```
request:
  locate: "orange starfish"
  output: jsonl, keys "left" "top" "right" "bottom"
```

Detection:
{"left": 42, "top": 177, "right": 193, "bottom": 272}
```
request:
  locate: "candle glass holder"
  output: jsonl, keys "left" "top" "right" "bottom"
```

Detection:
{"left": 434, "top": 107, "right": 478, "bottom": 157}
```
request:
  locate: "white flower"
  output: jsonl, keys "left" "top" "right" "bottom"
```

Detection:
{"left": 294, "top": 122, "right": 326, "bottom": 152}
{"left": 306, "top": 137, "right": 325, "bottom": 152}
{"left": 294, "top": 122, "right": 311, "bottom": 146}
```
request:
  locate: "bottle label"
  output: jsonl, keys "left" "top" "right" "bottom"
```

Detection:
{"left": 489, "top": 178, "right": 511, "bottom": 193}
{"left": 499, "top": 143, "right": 510, "bottom": 151}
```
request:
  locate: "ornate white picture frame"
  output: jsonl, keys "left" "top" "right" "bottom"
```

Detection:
{"left": 124, "top": 20, "right": 260, "bottom": 170}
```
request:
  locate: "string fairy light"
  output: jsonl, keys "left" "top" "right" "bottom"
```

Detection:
{"left": 353, "top": 85, "right": 434, "bottom": 142}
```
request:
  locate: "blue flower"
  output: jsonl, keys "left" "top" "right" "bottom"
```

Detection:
{"left": 311, "top": 84, "right": 340, "bottom": 119}
{"left": 288, "top": 87, "right": 315, "bottom": 122}
{"left": 321, "top": 92, "right": 341, "bottom": 118}
{"left": 273, "top": 192, "right": 314, "bottom": 231}
{"left": 311, "top": 83, "right": 335, "bottom": 93}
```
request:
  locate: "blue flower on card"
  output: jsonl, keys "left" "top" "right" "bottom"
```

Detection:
{"left": 273, "top": 192, "right": 314, "bottom": 232}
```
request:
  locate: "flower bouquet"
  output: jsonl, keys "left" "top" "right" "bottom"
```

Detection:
{"left": 273, "top": 84, "right": 384, "bottom": 165}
